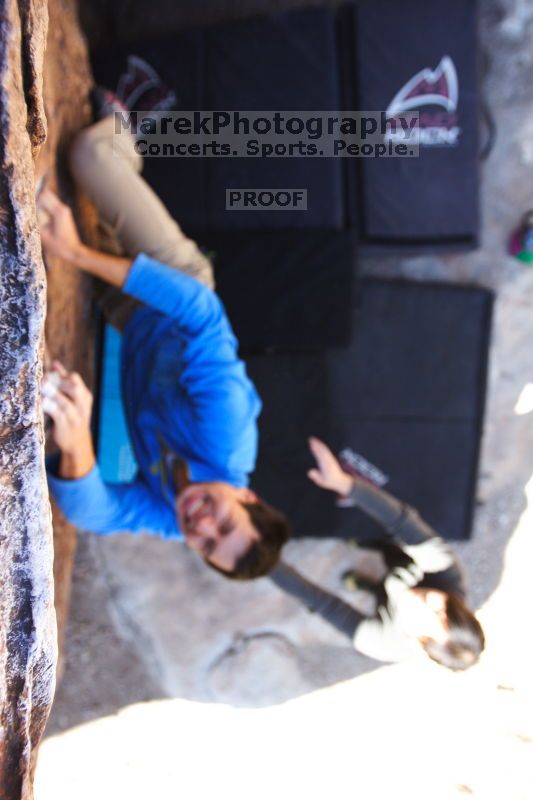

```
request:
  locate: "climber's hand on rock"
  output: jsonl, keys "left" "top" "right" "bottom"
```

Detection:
{"left": 38, "top": 188, "right": 84, "bottom": 263}
{"left": 42, "top": 362, "right": 93, "bottom": 456}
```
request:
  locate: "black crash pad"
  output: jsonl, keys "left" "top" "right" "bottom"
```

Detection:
{"left": 92, "top": 6, "right": 345, "bottom": 231}
{"left": 342, "top": 0, "right": 480, "bottom": 250}
{"left": 247, "top": 279, "right": 493, "bottom": 541}
{"left": 198, "top": 228, "right": 357, "bottom": 351}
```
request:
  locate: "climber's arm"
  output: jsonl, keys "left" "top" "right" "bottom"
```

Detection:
{"left": 38, "top": 188, "right": 133, "bottom": 286}
{"left": 42, "top": 362, "right": 96, "bottom": 478}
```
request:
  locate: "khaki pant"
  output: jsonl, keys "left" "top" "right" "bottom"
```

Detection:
{"left": 69, "top": 115, "right": 214, "bottom": 328}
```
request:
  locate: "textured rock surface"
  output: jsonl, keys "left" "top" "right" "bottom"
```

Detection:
{"left": 0, "top": 0, "right": 97, "bottom": 795}
{"left": 0, "top": 1, "right": 55, "bottom": 798}
{"left": 39, "top": 0, "right": 96, "bottom": 673}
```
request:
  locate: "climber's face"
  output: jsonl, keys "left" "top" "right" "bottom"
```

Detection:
{"left": 176, "top": 482, "right": 260, "bottom": 572}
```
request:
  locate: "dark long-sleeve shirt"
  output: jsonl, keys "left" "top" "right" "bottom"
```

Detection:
{"left": 271, "top": 477, "right": 468, "bottom": 664}
{"left": 270, "top": 562, "right": 366, "bottom": 639}
{"left": 348, "top": 477, "right": 467, "bottom": 661}
{"left": 347, "top": 478, "right": 466, "bottom": 594}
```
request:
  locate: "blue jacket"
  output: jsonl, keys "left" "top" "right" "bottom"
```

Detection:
{"left": 47, "top": 254, "right": 262, "bottom": 539}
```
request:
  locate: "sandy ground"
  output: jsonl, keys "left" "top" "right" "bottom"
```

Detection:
{"left": 35, "top": 0, "right": 533, "bottom": 797}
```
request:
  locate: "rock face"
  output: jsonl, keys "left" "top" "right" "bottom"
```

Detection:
{"left": 0, "top": 1, "right": 55, "bottom": 798}
{"left": 40, "top": 0, "right": 96, "bottom": 672}
{"left": 0, "top": 0, "right": 95, "bottom": 795}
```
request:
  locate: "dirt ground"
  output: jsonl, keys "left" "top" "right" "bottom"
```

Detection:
{"left": 36, "top": 0, "right": 533, "bottom": 797}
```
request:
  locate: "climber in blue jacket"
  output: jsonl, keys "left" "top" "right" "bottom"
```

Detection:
{"left": 39, "top": 103, "right": 290, "bottom": 579}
